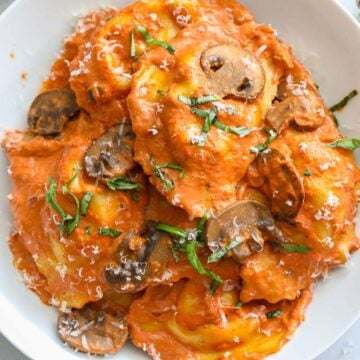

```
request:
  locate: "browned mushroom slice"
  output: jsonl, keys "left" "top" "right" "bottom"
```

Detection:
{"left": 84, "top": 123, "right": 136, "bottom": 181}
{"left": 57, "top": 307, "right": 128, "bottom": 354}
{"left": 205, "top": 200, "right": 288, "bottom": 262}
{"left": 257, "top": 148, "right": 304, "bottom": 219}
{"left": 104, "top": 221, "right": 171, "bottom": 293}
{"left": 28, "top": 89, "right": 79, "bottom": 136}
{"left": 200, "top": 45, "right": 265, "bottom": 101}
{"left": 266, "top": 90, "right": 325, "bottom": 133}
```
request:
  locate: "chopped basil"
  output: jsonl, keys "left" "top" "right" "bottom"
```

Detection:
{"left": 64, "top": 191, "right": 80, "bottom": 236}
{"left": 281, "top": 243, "right": 310, "bottom": 254}
{"left": 208, "top": 236, "right": 244, "bottom": 263}
{"left": 169, "top": 244, "right": 180, "bottom": 263}
{"left": 131, "top": 25, "right": 175, "bottom": 58}
{"left": 131, "top": 191, "right": 140, "bottom": 202}
{"left": 266, "top": 310, "right": 282, "bottom": 319}
{"left": 328, "top": 138, "right": 360, "bottom": 151}
{"left": 213, "top": 120, "right": 253, "bottom": 137}
{"left": 235, "top": 301, "right": 243, "bottom": 309}
{"left": 210, "top": 280, "right": 220, "bottom": 294}
{"left": 330, "top": 89, "right": 358, "bottom": 112}
{"left": 85, "top": 226, "right": 92, "bottom": 235}
{"left": 107, "top": 176, "right": 143, "bottom": 191}
{"left": 196, "top": 213, "right": 209, "bottom": 243}
{"left": 303, "top": 169, "right": 312, "bottom": 176}
{"left": 80, "top": 192, "right": 93, "bottom": 216}
{"left": 180, "top": 96, "right": 252, "bottom": 147}
{"left": 178, "top": 95, "right": 219, "bottom": 107}
{"left": 45, "top": 178, "right": 72, "bottom": 223}
{"left": 250, "top": 129, "right": 278, "bottom": 154}
{"left": 98, "top": 227, "right": 121, "bottom": 238}
{"left": 157, "top": 223, "right": 188, "bottom": 239}
{"left": 186, "top": 239, "right": 223, "bottom": 286}
{"left": 157, "top": 221, "right": 223, "bottom": 286}
{"left": 130, "top": 27, "right": 136, "bottom": 57}
{"left": 151, "top": 158, "right": 185, "bottom": 191}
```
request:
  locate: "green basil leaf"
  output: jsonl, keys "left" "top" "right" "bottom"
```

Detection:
{"left": 328, "top": 138, "right": 360, "bottom": 151}
{"left": 151, "top": 158, "right": 185, "bottom": 191}
{"left": 80, "top": 192, "right": 93, "bottom": 216}
{"left": 65, "top": 191, "right": 80, "bottom": 236}
{"left": 186, "top": 240, "right": 223, "bottom": 284}
{"left": 213, "top": 120, "right": 253, "bottom": 137}
{"left": 235, "top": 301, "right": 243, "bottom": 309}
{"left": 250, "top": 129, "right": 278, "bottom": 154}
{"left": 45, "top": 178, "right": 70, "bottom": 222}
{"left": 169, "top": 244, "right": 180, "bottom": 263}
{"left": 157, "top": 223, "right": 188, "bottom": 239}
{"left": 107, "top": 176, "right": 143, "bottom": 191}
{"left": 178, "top": 95, "right": 218, "bottom": 107}
{"left": 132, "top": 25, "right": 175, "bottom": 57}
{"left": 98, "top": 227, "right": 121, "bottom": 238}
{"left": 208, "top": 236, "right": 244, "bottom": 263}
{"left": 266, "top": 310, "right": 282, "bottom": 319}
{"left": 330, "top": 89, "right": 358, "bottom": 112}
{"left": 130, "top": 27, "right": 136, "bottom": 58}
{"left": 282, "top": 243, "right": 310, "bottom": 254}
{"left": 304, "top": 169, "right": 312, "bottom": 176}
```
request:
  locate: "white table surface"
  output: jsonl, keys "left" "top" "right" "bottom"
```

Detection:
{"left": 0, "top": 0, "right": 359, "bottom": 359}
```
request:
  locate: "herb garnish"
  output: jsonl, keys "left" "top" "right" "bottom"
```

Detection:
{"left": 107, "top": 176, "right": 143, "bottom": 191}
{"left": 303, "top": 169, "right": 312, "bottom": 176}
{"left": 151, "top": 158, "right": 185, "bottom": 191}
{"left": 266, "top": 310, "right": 282, "bottom": 319}
{"left": 156, "top": 220, "right": 223, "bottom": 288}
{"left": 328, "top": 138, "right": 360, "bottom": 151}
{"left": 330, "top": 90, "right": 358, "bottom": 127}
{"left": 85, "top": 226, "right": 92, "bottom": 235}
{"left": 330, "top": 90, "right": 358, "bottom": 112}
{"left": 208, "top": 236, "right": 244, "bottom": 263}
{"left": 178, "top": 95, "right": 219, "bottom": 106}
{"left": 179, "top": 95, "right": 253, "bottom": 147}
{"left": 235, "top": 301, "right": 243, "bottom": 309}
{"left": 45, "top": 178, "right": 73, "bottom": 233}
{"left": 45, "top": 165, "right": 82, "bottom": 236}
{"left": 131, "top": 25, "right": 175, "bottom": 58}
{"left": 98, "top": 227, "right": 121, "bottom": 238}
{"left": 80, "top": 192, "right": 93, "bottom": 216}
{"left": 281, "top": 243, "right": 310, "bottom": 254}
{"left": 250, "top": 129, "right": 278, "bottom": 154}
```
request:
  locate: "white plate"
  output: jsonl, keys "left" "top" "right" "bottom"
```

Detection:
{"left": 0, "top": 0, "right": 360, "bottom": 359}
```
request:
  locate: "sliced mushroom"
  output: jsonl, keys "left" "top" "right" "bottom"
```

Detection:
{"left": 57, "top": 307, "right": 128, "bottom": 354}
{"left": 200, "top": 44, "right": 265, "bottom": 101}
{"left": 266, "top": 78, "right": 325, "bottom": 132}
{"left": 256, "top": 148, "right": 304, "bottom": 219}
{"left": 28, "top": 89, "right": 79, "bottom": 136}
{"left": 84, "top": 123, "right": 136, "bottom": 181}
{"left": 205, "top": 200, "right": 288, "bottom": 262}
{"left": 104, "top": 221, "right": 171, "bottom": 293}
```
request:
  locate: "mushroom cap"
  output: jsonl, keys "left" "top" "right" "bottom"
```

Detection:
{"left": 205, "top": 200, "right": 288, "bottom": 262}
{"left": 200, "top": 44, "right": 265, "bottom": 101}
{"left": 256, "top": 148, "right": 304, "bottom": 219}
{"left": 57, "top": 307, "right": 128, "bottom": 354}
{"left": 104, "top": 221, "right": 171, "bottom": 293}
{"left": 84, "top": 123, "right": 136, "bottom": 181}
{"left": 27, "top": 89, "right": 79, "bottom": 136}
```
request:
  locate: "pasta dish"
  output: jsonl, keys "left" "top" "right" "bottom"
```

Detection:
{"left": 2, "top": 0, "right": 360, "bottom": 358}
